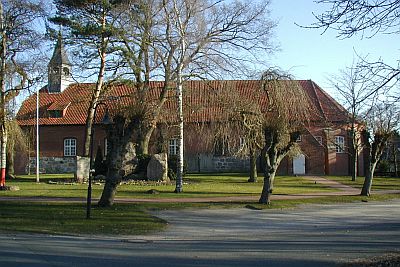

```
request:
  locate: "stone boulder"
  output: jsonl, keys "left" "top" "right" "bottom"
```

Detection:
{"left": 147, "top": 153, "right": 169, "bottom": 182}
{"left": 75, "top": 156, "right": 90, "bottom": 183}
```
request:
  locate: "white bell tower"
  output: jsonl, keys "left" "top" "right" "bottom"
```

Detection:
{"left": 48, "top": 32, "right": 72, "bottom": 93}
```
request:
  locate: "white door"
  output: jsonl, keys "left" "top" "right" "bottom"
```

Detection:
{"left": 293, "top": 154, "right": 305, "bottom": 175}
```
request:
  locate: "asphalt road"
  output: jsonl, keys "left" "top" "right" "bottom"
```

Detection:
{"left": 1, "top": 199, "right": 400, "bottom": 267}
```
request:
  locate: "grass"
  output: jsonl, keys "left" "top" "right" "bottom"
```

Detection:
{"left": 1, "top": 173, "right": 399, "bottom": 235}
{"left": 328, "top": 175, "right": 400, "bottom": 190}
{"left": 3, "top": 173, "right": 337, "bottom": 199}
{"left": 0, "top": 201, "right": 166, "bottom": 235}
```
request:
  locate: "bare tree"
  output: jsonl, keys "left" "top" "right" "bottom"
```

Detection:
{"left": 0, "top": 0, "right": 46, "bottom": 188}
{"left": 218, "top": 69, "right": 313, "bottom": 205}
{"left": 98, "top": 0, "right": 276, "bottom": 205}
{"left": 309, "top": 0, "right": 400, "bottom": 100}
{"left": 311, "top": 0, "right": 400, "bottom": 38}
{"left": 258, "top": 70, "right": 313, "bottom": 204}
{"left": 361, "top": 102, "right": 400, "bottom": 196}
{"left": 329, "top": 57, "right": 376, "bottom": 181}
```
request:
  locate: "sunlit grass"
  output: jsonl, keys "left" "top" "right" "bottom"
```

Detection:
{"left": 3, "top": 173, "right": 337, "bottom": 199}
{"left": 328, "top": 176, "right": 400, "bottom": 190}
{"left": 1, "top": 173, "right": 400, "bottom": 235}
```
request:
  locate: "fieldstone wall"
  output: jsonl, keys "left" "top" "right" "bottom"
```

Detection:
{"left": 28, "top": 157, "right": 76, "bottom": 174}
{"left": 186, "top": 154, "right": 250, "bottom": 173}
{"left": 213, "top": 156, "right": 250, "bottom": 172}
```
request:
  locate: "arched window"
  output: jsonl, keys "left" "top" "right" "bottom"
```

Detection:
{"left": 64, "top": 138, "right": 77, "bottom": 156}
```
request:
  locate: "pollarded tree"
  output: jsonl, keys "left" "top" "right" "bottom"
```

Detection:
{"left": 218, "top": 69, "right": 313, "bottom": 205}
{"left": 215, "top": 80, "right": 265, "bottom": 183}
{"left": 98, "top": 0, "right": 276, "bottom": 206}
{"left": 258, "top": 70, "right": 313, "bottom": 204}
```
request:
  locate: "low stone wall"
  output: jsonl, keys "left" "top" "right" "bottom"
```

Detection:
{"left": 28, "top": 157, "right": 76, "bottom": 174}
{"left": 28, "top": 154, "right": 251, "bottom": 175}
{"left": 213, "top": 156, "right": 250, "bottom": 172}
{"left": 186, "top": 154, "right": 250, "bottom": 173}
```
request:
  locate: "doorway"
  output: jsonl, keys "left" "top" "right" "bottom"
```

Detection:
{"left": 293, "top": 154, "right": 306, "bottom": 175}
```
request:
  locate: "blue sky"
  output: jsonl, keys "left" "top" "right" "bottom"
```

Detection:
{"left": 268, "top": 0, "right": 399, "bottom": 97}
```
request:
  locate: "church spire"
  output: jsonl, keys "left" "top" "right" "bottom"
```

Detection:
{"left": 48, "top": 32, "right": 72, "bottom": 93}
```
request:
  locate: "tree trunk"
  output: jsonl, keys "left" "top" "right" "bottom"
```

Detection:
{"left": 175, "top": 77, "right": 184, "bottom": 193}
{"left": 83, "top": 12, "right": 108, "bottom": 160}
{"left": 0, "top": 126, "right": 6, "bottom": 187}
{"left": 349, "top": 128, "right": 358, "bottom": 181}
{"left": 98, "top": 169, "right": 120, "bottom": 207}
{"left": 248, "top": 148, "right": 257, "bottom": 182}
{"left": 259, "top": 167, "right": 276, "bottom": 204}
{"left": 361, "top": 162, "right": 377, "bottom": 196}
{"left": 0, "top": 4, "right": 6, "bottom": 187}
{"left": 83, "top": 63, "right": 106, "bottom": 159}
{"left": 136, "top": 124, "right": 155, "bottom": 155}
{"left": 98, "top": 117, "right": 137, "bottom": 207}
{"left": 393, "top": 144, "right": 398, "bottom": 177}
{"left": 361, "top": 134, "right": 385, "bottom": 196}
{"left": 351, "top": 152, "right": 358, "bottom": 181}
{"left": 6, "top": 144, "right": 14, "bottom": 179}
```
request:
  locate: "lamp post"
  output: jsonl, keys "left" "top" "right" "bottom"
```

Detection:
{"left": 86, "top": 102, "right": 110, "bottom": 219}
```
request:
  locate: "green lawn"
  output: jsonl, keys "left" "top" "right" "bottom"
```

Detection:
{"left": 1, "top": 173, "right": 400, "bottom": 235}
{"left": 0, "top": 201, "right": 166, "bottom": 235}
{"left": 328, "top": 176, "right": 400, "bottom": 191}
{"left": 3, "top": 173, "right": 337, "bottom": 199}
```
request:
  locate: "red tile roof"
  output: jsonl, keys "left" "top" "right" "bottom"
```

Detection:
{"left": 16, "top": 80, "right": 348, "bottom": 126}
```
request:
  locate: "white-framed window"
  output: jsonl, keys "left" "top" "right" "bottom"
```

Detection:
{"left": 168, "top": 138, "right": 179, "bottom": 156}
{"left": 64, "top": 138, "right": 77, "bottom": 156}
{"left": 315, "top": 136, "right": 323, "bottom": 145}
{"left": 296, "top": 135, "right": 302, "bottom": 142}
{"left": 335, "top": 136, "right": 345, "bottom": 153}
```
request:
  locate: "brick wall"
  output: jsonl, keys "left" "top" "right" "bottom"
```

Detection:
{"left": 15, "top": 123, "right": 357, "bottom": 176}
{"left": 15, "top": 125, "right": 107, "bottom": 174}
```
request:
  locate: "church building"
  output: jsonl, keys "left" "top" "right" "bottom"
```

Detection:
{"left": 15, "top": 35, "right": 364, "bottom": 177}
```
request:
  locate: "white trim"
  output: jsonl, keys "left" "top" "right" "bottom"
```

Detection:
{"left": 168, "top": 138, "right": 179, "bottom": 156}
{"left": 64, "top": 138, "right": 77, "bottom": 156}
{"left": 335, "top": 136, "right": 345, "bottom": 153}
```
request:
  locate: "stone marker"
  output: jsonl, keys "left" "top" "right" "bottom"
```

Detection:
{"left": 147, "top": 153, "right": 169, "bottom": 182}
